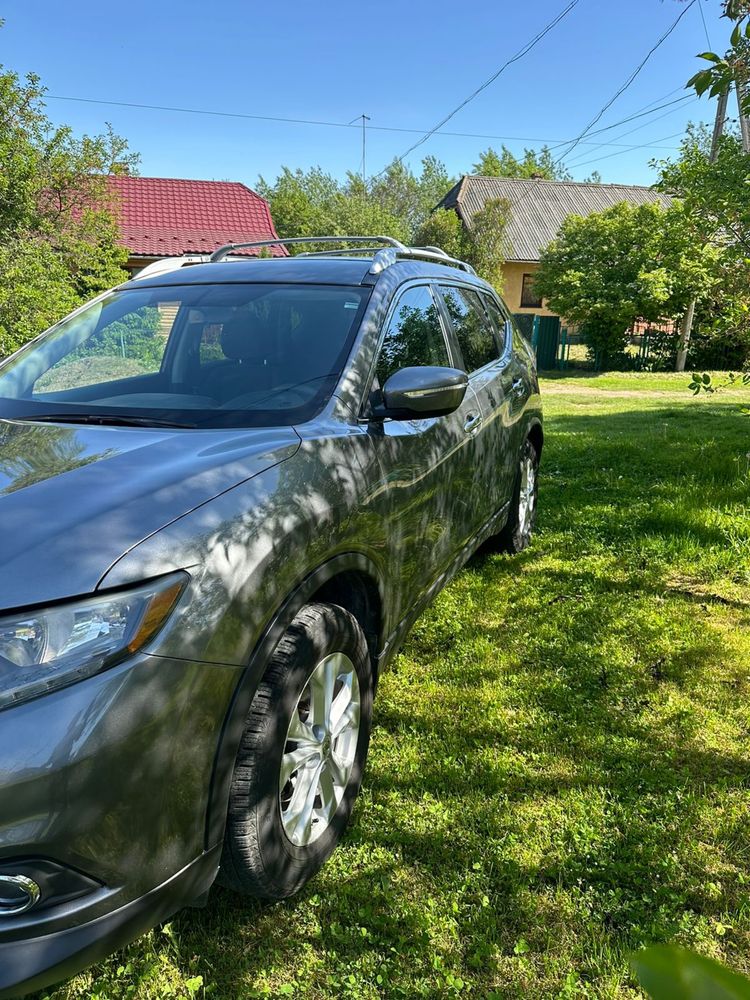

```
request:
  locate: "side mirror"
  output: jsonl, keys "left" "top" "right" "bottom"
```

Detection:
{"left": 376, "top": 366, "right": 468, "bottom": 420}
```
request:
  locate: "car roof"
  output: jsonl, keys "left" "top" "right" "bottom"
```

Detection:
{"left": 124, "top": 256, "right": 492, "bottom": 291}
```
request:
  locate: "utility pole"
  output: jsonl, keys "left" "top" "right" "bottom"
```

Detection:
{"left": 710, "top": 87, "right": 730, "bottom": 161}
{"left": 736, "top": 75, "right": 750, "bottom": 152}
{"left": 675, "top": 87, "right": 729, "bottom": 371}
{"left": 348, "top": 114, "right": 371, "bottom": 192}
{"left": 360, "top": 114, "right": 370, "bottom": 188}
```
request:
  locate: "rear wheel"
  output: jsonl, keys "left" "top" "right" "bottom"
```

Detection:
{"left": 488, "top": 437, "right": 539, "bottom": 555}
{"left": 219, "top": 602, "right": 373, "bottom": 899}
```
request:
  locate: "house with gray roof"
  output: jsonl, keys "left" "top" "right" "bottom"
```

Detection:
{"left": 435, "top": 176, "right": 670, "bottom": 318}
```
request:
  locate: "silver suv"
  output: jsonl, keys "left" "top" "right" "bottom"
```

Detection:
{"left": 0, "top": 237, "right": 542, "bottom": 997}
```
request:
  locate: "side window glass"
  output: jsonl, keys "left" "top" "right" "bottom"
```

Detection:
{"left": 375, "top": 285, "right": 450, "bottom": 387}
{"left": 439, "top": 285, "right": 498, "bottom": 374}
{"left": 482, "top": 296, "right": 510, "bottom": 358}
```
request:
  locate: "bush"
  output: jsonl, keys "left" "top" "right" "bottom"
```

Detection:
{"left": 0, "top": 62, "right": 134, "bottom": 354}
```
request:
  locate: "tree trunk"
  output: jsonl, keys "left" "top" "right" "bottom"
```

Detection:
{"left": 675, "top": 299, "right": 696, "bottom": 373}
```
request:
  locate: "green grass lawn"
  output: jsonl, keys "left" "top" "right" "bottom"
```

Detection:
{"left": 42, "top": 374, "right": 750, "bottom": 1000}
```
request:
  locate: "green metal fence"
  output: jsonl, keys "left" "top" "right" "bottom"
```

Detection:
{"left": 513, "top": 314, "right": 561, "bottom": 370}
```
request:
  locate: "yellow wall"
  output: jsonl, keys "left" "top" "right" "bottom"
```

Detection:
{"left": 501, "top": 261, "right": 557, "bottom": 318}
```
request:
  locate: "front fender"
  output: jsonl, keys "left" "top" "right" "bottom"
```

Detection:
{"left": 201, "top": 550, "right": 386, "bottom": 850}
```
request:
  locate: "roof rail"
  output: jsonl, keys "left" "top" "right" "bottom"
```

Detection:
{"left": 296, "top": 243, "right": 476, "bottom": 276}
{"left": 370, "top": 246, "right": 476, "bottom": 276}
{"left": 207, "top": 234, "right": 476, "bottom": 277}
{"left": 209, "top": 235, "right": 407, "bottom": 262}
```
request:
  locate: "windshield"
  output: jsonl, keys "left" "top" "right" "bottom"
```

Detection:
{"left": 0, "top": 282, "right": 370, "bottom": 428}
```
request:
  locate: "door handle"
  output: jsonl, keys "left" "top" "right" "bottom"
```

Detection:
{"left": 464, "top": 412, "right": 482, "bottom": 434}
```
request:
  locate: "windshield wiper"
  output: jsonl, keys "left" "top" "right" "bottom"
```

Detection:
{"left": 14, "top": 413, "right": 195, "bottom": 429}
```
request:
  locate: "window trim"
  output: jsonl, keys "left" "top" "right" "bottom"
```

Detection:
{"left": 358, "top": 279, "right": 456, "bottom": 419}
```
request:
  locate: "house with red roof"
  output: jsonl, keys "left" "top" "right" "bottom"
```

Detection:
{"left": 107, "top": 175, "right": 287, "bottom": 274}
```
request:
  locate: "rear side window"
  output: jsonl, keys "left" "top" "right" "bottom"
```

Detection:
{"left": 482, "top": 295, "right": 510, "bottom": 358}
{"left": 439, "top": 285, "right": 498, "bottom": 374}
{"left": 375, "top": 285, "right": 450, "bottom": 387}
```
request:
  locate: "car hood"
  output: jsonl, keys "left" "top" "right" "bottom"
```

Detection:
{"left": 0, "top": 418, "right": 300, "bottom": 610}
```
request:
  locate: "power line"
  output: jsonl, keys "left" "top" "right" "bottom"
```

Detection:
{"left": 698, "top": 0, "right": 713, "bottom": 48}
{"left": 492, "top": 8, "right": 702, "bottom": 231}
{"left": 564, "top": 95, "right": 699, "bottom": 167}
{"left": 567, "top": 130, "right": 686, "bottom": 169}
{"left": 45, "top": 94, "right": 368, "bottom": 131}
{"left": 555, "top": 0, "right": 699, "bottom": 164}
{"left": 558, "top": 92, "right": 693, "bottom": 145}
{"left": 44, "top": 91, "right": 684, "bottom": 151}
{"left": 373, "top": 0, "right": 581, "bottom": 174}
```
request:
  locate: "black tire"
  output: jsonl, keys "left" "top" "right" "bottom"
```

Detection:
{"left": 488, "top": 437, "right": 539, "bottom": 555}
{"left": 219, "top": 602, "right": 373, "bottom": 900}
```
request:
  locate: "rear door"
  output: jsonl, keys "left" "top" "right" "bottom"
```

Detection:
{"left": 364, "top": 282, "right": 484, "bottom": 607}
{"left": 436, "top": 283, "right": 515, "bottom": 520}
{"left": 488, "top": 295, "right": 534, "bottom": 453}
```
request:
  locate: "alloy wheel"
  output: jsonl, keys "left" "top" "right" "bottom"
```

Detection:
{"left": 518, "top": 454, "right": 536, "bottom": 536}
{"left": 279, "top": 652, "right": 361, "bottom": 847}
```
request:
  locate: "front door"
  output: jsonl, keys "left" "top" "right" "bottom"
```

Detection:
{"left": 362, "top": 282, "right": 485, "bottom": 627}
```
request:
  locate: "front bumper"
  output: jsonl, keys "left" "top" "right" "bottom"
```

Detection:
{"left": 0, "top": 651, "right": 241, "bottom": 996}
{"left": 0, "top": 847, "right": 220, "bottom": 998}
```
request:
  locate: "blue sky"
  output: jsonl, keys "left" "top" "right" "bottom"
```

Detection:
{"left": 3, "top": 0, "right": 729, "bottom": 189}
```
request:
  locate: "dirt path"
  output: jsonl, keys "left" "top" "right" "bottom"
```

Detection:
{"left": 540, "top": 384, "right": 685, "bottom": 398}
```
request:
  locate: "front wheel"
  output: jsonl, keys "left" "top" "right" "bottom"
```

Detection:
{"left": 219, "top": 602, "right": 373, "bottom": 900}
{"left": 489, "top": 437, "right": 539, "bottom": 555}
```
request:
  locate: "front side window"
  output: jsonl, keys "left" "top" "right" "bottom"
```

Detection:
{"left": 0, "top": 283, "right": 370, "bottom": 428}
{"left": 439, "top": 285, "right": 498, "bottom": 374}
{"left": 375, "top": 285, "right": 450, "bottom": 388}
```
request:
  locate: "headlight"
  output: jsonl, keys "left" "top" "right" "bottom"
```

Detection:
{"left": 0, "top": 573, "right": 187, "bottom": 710}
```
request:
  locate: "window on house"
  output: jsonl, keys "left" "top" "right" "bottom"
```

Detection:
{"left": 520, "top": 273, "right": 543, "bottom": 309}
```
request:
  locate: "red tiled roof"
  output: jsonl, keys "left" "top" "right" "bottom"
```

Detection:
{"left": 107, "top": 175, "right": 288, "bottom": 257}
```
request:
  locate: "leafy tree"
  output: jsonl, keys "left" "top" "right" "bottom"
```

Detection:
{"left": 0, "top": 61, "right": 135, "bottom": 356}
{"left": 465, "top": 198, "right": 511, "bottom": 286}
{"left": 257, "top": 157, "right": 456, "bottom": 250}
{"left": 255, "top": 166, "right": 340, "bottom": 240}
{"left": 471, "top": 145, "right": 602, "bottom": 183}
{"left": 654, "top": 124, "right": 750, "bottom": 367}
{"left": 473, "top": 145, "right": 572, "bottom": 180}
{"left": 534, "top": 201, "right": 718, "bottom": 364}
{"left": 0, "top": 238, "right": 78, "bottom": 352}
{"left": 686, "top": 1, "right": 750, "bottom": 118}
{"left": 368, "top": 156, "right": 456, "bottom": 236}
{"left": 655, "top": 124, "right": 750, "bottom": 257}
{"left": 414, "top": 199, "right": 510, "bottom": 287}
{"left": 413, "top": 207, "right": 467, "bottom": 261}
